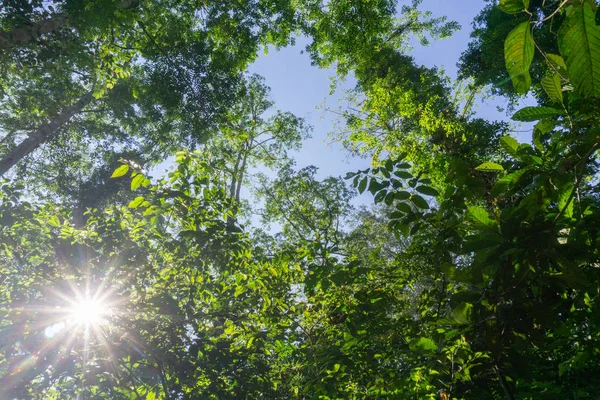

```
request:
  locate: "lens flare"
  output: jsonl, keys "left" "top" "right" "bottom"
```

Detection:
{"left": 70, "top": 298, "right": 107, "bottom": 326}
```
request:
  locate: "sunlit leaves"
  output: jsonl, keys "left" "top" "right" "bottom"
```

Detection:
{"left": 558, "top": 2, "right": 600, "bottom": 97}
{"left": 451, "top": 302, "right": 473, "bottom": 325}
{"left": 467, "top": 206, "right": 497, "bottom": 230}
{"left": 409, "top": 337, "right": 438, "bottom": 353}
{"left": 504, "top": 21, "right": 534, "bottom": 94}
{"left": 110, "top": 164, "right": 129, "bottom": 178}
{"left": 128, "top": 196, "right": 145, "bottom": 209}
{"left": 131, "top": 174, "right": 145, "bottom": 191}
{"left": 475, "top": 162, "right": 504, "bottom": 172}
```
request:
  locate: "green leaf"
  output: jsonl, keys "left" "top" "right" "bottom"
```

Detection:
{"left": 546, "top": 53, "right": 568, "bottom": 73}
{"left": 384, "top": 192, "right": 395, "bottom": 206}
{"left": 467, "top": 206, "right": 497, "bottom": 230}
{"left": 504, "top": 21, "right": 534, "bottom": 94}
{"left": 499, "top": 136, "right": 519, "bottom": 156}
{"left": 333, "top": 363, "right": 341, "bottom": 373}
{"left": 394, "top": 170, "right": 413, "bottom": 179}
{"left": 491, "top": 176, "right": 512, "bottom": 197}
{"left": 411, "top": 194, "right": 429, "bottom": 209}
{"left": 475, "top": 162, "right": 504, "bottom": 172}
{"left": 357, "top": 177, "right": 368, "bottom": 194}
{"left": 409, "top": 337, "right": 438, "bottom": 352}
{"left": 131, "top": 174, "right": 145, "bottom": 191}
{"left": 541, "top": 72, "right": 563, "bottom": 103}
{"left": 395, "top": 191, "right": 411, "bottom": 200}
{"left": 511, "top": 106, "right": 564, "bottom": 121}
{"left": 111, "top": 164, "right": 129, "bottom": 178}
{"left": 374, "top": 190, "right": 386, "bottom": 204}
{"left": 48, "top": 215, "right": 60, "bottom": 228}
{"left": 558, "top": 184, "right": 574, "bottom": 219}
{"left": 497, "top": 0, "right": 529, "bottom": 14}
{"left": 558, "top": 2, "right": 600, "bottom": 97}
{"left": 396, "top": 202, "right": 412, "bottom": 213}
{"left": 492, "top": 169, "right": 527, "bottom": 197}
{"left": 451, "top": 302, "right": 473, "bottom": 324}
{"left": 128, "top": 196, "right": 145, "bottom": 209}
{"left": 415, "top": 185, "right": 439, "bottom": 197}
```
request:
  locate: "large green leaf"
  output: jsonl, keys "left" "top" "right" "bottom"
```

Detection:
{"left": 497, "top": 0, "right": 530, "bottom": 14}
{"left": 411, "top": 194, "right": 429, "bottom": 209}
{"left": 546, "top": 54, "right": 568, "bottom": 75}
{"left": 451, "top": 302, "right": 473, "bottom": 325}
{"left": 541, "top": 72, "right": 563, "bottom": 103}
{"left": 504, "top": 21, "right": 534, "bottom": 94}
{"left": 467, "top": 206, "right": 497, "bottom": 230}
{"left": 415, "top": 185, "right": 439, "bottom": 197}
{"left": 512, "top": 106, "right": 564, "bottom": 121}
{"left": 475, "top": 162, "right": 504, "bottom": 172}
{"left": 111, "top": 164, "right": 129, "bottom": 178}
{"left": 558, "top": 3, "right": 600, "bottom": 97}
{"left": 491, "top": 169, "right": 527, "bottom": 196}
{"left": 499, "top": 136, "right": 519, "bottom": 156}
{"left": 409, "top": 337, "right": 438, "bottom": 352}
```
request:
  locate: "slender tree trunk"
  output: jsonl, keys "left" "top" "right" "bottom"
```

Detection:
{"left": 227, "top": 151, "right": 242, "bottom": 227}
{"left": 229, "top": 151, "right": 242, "bottom": 200}
{"left": 494, "top": 364, "right": 515, "bottom": 400}
{"left": 235, "top": 149, "right": 249, "bottom": 203}
{"left": 0, "top": 92, "right": 94, "bottom": 177}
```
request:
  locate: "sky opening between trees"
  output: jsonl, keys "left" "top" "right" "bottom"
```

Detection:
{"left": 1, "top": 0, "right": 600, "bottom": 399}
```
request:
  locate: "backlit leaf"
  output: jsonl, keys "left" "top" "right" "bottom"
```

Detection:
{"left": 541, "top": 72, "right": 563, "bottom": 103}
{"left": 409, "top": 337, "right": 438, "bottom": 352}
{"left": 111, "top": 164, "right": 129, "bottom": 178}
{"left": 504, "top": 21, "right": 534, "bottom": 94}
{"left": 558, "top": 2, "right": 600, "bottom": 97}
{"left": 499, "top": 136, "right": 519, "bottom": 156}
{"left": 475, "top": 162, "right": 504, "bottom": 172}
{"left": 131, "top": 174, "right": 145, "bottom": 191}
{"left": 512, "top": 106, "right": 564, "bottom": 121}
{"left": 497, "top": 0, "right": 529, "bottom": 14}
{"left": 467, "top": 206, "right": 497, "bottom": 230}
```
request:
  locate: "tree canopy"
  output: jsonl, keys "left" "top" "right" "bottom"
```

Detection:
{"left": 1, "top": 0, "right": 600, "bottom": 399}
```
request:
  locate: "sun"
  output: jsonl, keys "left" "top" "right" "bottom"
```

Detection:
{"left": 69, "top": 298, "right": 108, "bottom": 327}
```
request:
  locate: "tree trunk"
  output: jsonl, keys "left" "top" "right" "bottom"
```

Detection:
{"left": 235, "top": 149, "right": 249, "bottom": 203}
{"left": 494, "top": 364, "right": 515, "bottom": 400}
{"left": 230, "top": 151, "right": 242, "bottom": 200}
{"left": 0, "top": 92, "right": 94, "bottom": 177}
{"left": 227, "top": 151, "right": 242, "bottom": 227}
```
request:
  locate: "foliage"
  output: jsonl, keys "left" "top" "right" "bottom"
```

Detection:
{"left": 1, "top": 0, "right": 600, "bottom": 399}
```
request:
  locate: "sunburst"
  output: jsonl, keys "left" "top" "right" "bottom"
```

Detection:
{"left": 67, "top": 295, "right": 110, "bottom": 328}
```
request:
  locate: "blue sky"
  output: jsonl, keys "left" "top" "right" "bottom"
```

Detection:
{"left": 245, "top": 0, "right": 511, "bottom": 206}
{"left": 154, "top": 1, "right": 535, "bottom": 207}
{"left": 247, "top": 1, "right": 533, "bottom": 183}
